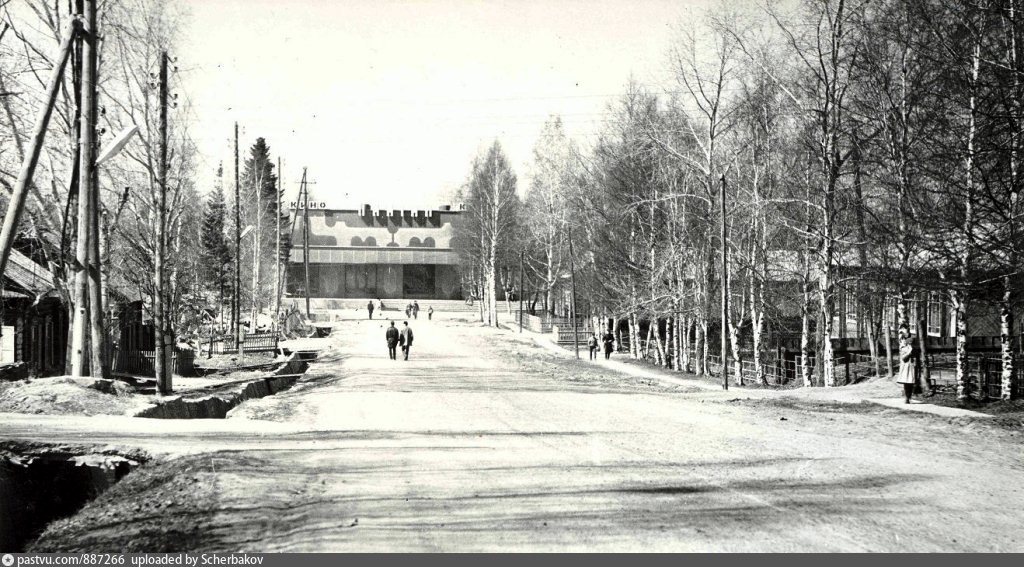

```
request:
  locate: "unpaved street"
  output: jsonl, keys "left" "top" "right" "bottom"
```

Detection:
{"left": 13, "top": 314, "right": 1024, "bottom": 552}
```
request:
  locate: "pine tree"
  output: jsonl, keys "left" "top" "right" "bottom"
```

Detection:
{"left": 201, "top": 166, "right": 231, "bottom": 317}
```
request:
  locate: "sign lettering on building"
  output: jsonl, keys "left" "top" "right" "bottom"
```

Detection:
{"left": 289, "top": 201, "right": 327, "bottom": 209}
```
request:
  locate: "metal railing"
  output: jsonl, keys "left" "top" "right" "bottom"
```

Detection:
{"left": 207, "top": 332, "right": 280, "bottom": 355}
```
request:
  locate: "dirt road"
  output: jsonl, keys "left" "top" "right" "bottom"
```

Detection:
{"left": 12, "top": 314, "right": 1024, "bottom": 551}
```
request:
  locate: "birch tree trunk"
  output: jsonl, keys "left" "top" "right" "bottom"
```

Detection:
{"left": 666, "top": 316, "right": 675, "bottom": 369}
{"left": 681, "top": 316, "right": 690, "bottom": 373}
{"left": 652, "top": 322, "right": 665, "bottom": 366}
{"left": 956, "top": 32, "right": 981, "bottom": 402}
{"left": 626, "top": 311, "right": 634, "bottom": 360}
{"left": 752, "top": 282, "right": 765, "bottom": 385}
{"left": 695, "top": 319, "right": 704, "bottom": 376}
{"left": 700, "top": 320, "right": 709, "bottom": 375}
{"left": 917, "top": 317, "right": 932, "bottom": 395}
{"left": 801, "top": 280, "right": 812, "bottom": 387}
{"left": 884, "top": 321, "right": 894, "bottom": 378}
{"left": 954, "top": 291, "right": 969, "bottom": 400}
{"left": 1002, "top": 1, "right": 1020, "bottom": 401}
{"left": 1001, "top": 282, "right": 1014, "bottom": 400}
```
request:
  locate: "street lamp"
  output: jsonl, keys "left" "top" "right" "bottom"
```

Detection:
{"left": 96, "top": 125, "right": 139, "bottom": 166}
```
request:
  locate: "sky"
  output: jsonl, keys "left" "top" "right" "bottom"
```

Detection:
{"left": 179, "top": 0, "right": 705, "bottom": 211}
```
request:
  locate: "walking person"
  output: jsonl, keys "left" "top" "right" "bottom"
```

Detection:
{"left": 405, "top": 303, "right": 413, "bottom": 318}
{"left": 588, "top": 333, "right": 599, "bottom": 360}
{"left": 367, "top": 300, "right": 375, "bottom": 320}
{"left": 427, "top": 306, "right": 434, "bottom": 320}
{"left": 413, "top": 300, "right": 420, "bottom": 320}
{"left": 602, "top": 330, "right": 614, "bottom": 360}
{"left": 385, "top": 321, "right": 399, "bottom": 360}
{"left": 400, "top": 321, "right": 414, "bottom": 360}
{"left": 897, "top": 331, "right": 916, "bottom": 404}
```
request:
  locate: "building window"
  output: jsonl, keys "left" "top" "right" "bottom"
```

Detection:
{"left": 845, "top": 286, "right": 857, "bottom": 322}
{"left": 883, "top": 295, "right": 898, "bottom": 330}
{"left": 350, "top": 237, "right": 363, "bottom": 246}
{"left": 927, "top": 292, "right": 943, "bottom": 336}
{"left": 408, "top": 237, "right": 422, "bottom": 247}
{"left": 364, "top": 237, "right": 377, "bottom": 247}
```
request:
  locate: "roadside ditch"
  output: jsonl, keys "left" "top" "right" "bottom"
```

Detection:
{"left": 0, "top": 442, "right": 147, "bottom": 552}
{"left": 0, "top": 349, "right": 322, "bottom": 552}
{"left": 135, "top": 354, "right": 309, "bottom": 419}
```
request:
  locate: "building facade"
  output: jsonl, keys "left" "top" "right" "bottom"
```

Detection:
{"left": 1, "top": 248, "right": 67, "bottom": 375}
{"left": 286, "top": 205, "right": 463, "bottom": 300}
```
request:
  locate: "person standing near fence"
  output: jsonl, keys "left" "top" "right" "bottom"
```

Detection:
{"left": 367, "top": 300, "right": 375, "bottom": 320}
{"left": 897, "top": 331, "right": 916, "bottom": 404}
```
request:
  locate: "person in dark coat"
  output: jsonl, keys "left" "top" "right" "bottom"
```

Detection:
{"left": 413, "top": 301, "right": 420, "bottom": 319}
{"left": 367, "top": 300, "right": 375, "bottom": 320}
{"left": 385, "top": 321, "right": 399, "bottom": 360}
{"left": 897, "top": 332, "right": 916, "bottom": 403}
{"left": 602, "top": 331, "right": 615, "bottom": 360}
{"left": 400, "top": 321, "right": 414, "bottom": 360}
{"left": 427, "top": 306, "right": 434, "bottom": 320}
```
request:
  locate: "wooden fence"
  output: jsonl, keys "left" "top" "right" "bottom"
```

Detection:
{"left": 207, "top": 332, "right": 280, "bottom": 355}
{"left": 928, "top": 353, "right": 1024, "bottom": 399}
{"left": 112, "top": 348, "right": 195, "bottom": 377}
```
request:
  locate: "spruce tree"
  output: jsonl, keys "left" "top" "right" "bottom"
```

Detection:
{"left": 201, "top": 168, "right": 231, "bottom": 309}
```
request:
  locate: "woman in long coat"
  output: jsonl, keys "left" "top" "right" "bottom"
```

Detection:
{"left": 897, "top": 333, "right": 916, "bottom": 404}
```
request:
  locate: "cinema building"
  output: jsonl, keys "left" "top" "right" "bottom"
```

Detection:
{"left": 285, "top": 205, "right": 463, "bottom": 301}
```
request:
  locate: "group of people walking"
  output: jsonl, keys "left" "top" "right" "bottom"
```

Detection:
{"left": 385, "top": 321, "right": 414, "bottom": 360}
{"left": 368, "top": 300, "right": 433, "bottom": 321}
{"left": 587, "top": 331, "right": 616, "bottom": 360}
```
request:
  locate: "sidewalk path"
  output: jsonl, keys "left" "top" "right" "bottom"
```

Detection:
{"left": 509, "top": 324, "right": 995, "bottom": 420}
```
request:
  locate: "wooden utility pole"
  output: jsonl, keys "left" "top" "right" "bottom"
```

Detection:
{"left": 216, "top": 165, "right": 225, "bottom": 330}
{"left": 251, "top": 164, "right": 262, "bottom": 333}
{"left": 720, "top": 174, "right": 729, "bottom": 390}
{"left": 154, "top": 51, "right": 170, "bottom": 394}
{"left": 71, "top": 1, "right": 98, "bottom": 378}
{"left": 519, "top": 250, "right": 524, "bottom": 333}
{"left": 86, "top": 20, "right": 106, "bottom": 378}
{"left": 233, "top": 123, "right": 242, "bottom": 349}
{"left": 0, "top": 20, "right": 78, "bottom": 278}
{"left": 300, "top": 168, "right": 311, "bottom": 318}
{"left": 569, "top": 228, "right": 579, "bottom": 359}
{"left": 275, "top": 157, "right": 282, "bottom": 325}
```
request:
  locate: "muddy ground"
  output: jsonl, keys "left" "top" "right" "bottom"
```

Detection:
{"left": 27, "top": 453, "right": 219, "bottom": 552}
{"left": 0, "top": 362, "right": 285, "bottom": 417}
{"left": 0, "top": 377, "right": 147, "bottom": 416}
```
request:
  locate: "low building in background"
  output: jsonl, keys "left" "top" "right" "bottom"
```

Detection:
{"left": 286, "top": 205, "right": 463, "bottom": 301}
{"left": 0, "top": 249, "right": 67, "bottom": 376}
